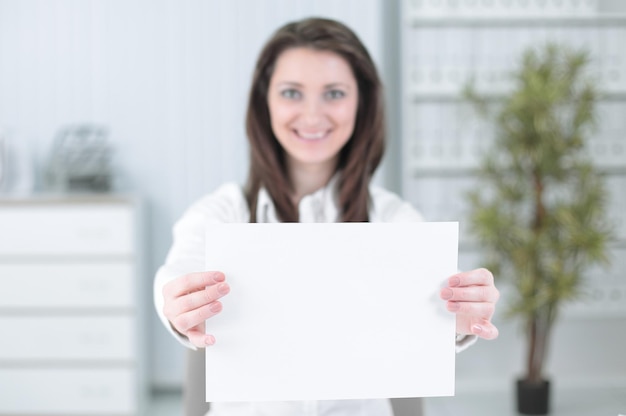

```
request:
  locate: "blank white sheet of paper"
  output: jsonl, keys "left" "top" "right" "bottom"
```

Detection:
{"left": 204, "top": 222, "right": 458, "bottom": 402}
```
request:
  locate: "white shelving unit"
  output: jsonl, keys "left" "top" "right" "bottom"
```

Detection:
{"left": 400, "top": 0, "right": 626, "bottom": 320}
{"left": 400, "top": 3, "right": 626, "bottom": 414}
{"left": 403, "top": 2, "right": 626, "bottom": 174}
{"left": 0, "top": 195, "right": 146, "bottom": 415}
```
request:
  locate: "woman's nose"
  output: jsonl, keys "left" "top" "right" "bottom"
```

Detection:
{"left": 301, "top": 98, "right": 324, "bottom": 124}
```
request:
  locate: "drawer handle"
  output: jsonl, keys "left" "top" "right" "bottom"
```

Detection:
{"left": 80, "top": 384, "right": 113, "bottom": 399}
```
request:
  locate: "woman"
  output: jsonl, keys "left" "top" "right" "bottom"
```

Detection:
{"left": 155, "top": 17, "right": 499, "bottom": 416}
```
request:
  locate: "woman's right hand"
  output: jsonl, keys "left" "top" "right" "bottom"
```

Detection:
{"left": 162, "top": 271, "right": 230, "bottom": 348}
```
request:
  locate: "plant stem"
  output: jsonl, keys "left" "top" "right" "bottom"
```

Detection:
{"left": 532, "top": 170, "right": 546, "bottom": 231}
{"left": 526, "top": 310, "right": 547, "bottom": 382}
{"left": 527, "top": 307, "right": 554, "bottom": 383}
{"left": 527, "top": 169, "right": 548, "bottom": 383}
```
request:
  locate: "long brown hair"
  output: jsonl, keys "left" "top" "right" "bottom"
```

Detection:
{"left": 244, "top": 17, "right": 385, "bottom": 222}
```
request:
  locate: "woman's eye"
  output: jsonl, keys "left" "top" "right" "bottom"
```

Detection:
{"left": 281, "top": 89, "right": 301, "bottom": 100}
{"left": 325, "top": 89, "right": 345, "bottom": 100}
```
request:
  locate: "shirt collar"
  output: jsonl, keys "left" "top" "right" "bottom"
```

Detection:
{"left": 256, "top": 174, "right": 340, "bottom": 223}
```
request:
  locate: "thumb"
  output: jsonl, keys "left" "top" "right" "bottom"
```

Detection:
{"left": 470, "top": 320, "right": 499, "bottom": 340}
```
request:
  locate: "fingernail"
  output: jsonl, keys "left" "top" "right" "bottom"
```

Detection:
{"left": 441, "top": 288, "right": 453, "bottom": 300}
{"left": 217, "top": 283, "right": 230, "bottom": 295}
{"left": 472, "top": 324, "right": 483, "bottom": 334}
{"left": 210, "top": 302, "right": 222, "bottom": 313}
{"left": 213, "top": 273, "right": 225, "bottom": 282}
{"left": 448, "top": 302, "right": 460, "bottom": 312}
{"left": 205, "top": 335, "right": 216, "bottom": 346}
{"left": 449, "top": 276, "right": 461, "bottom": 287}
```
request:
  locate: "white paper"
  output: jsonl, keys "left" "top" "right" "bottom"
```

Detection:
{"left": 205, "top": 222, "right": 458, "bottom": 402}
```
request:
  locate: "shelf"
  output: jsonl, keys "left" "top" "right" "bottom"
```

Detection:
{"left": 409, "top": 89, "right": 626, "bottom": 102}
{"left": 408, "top": 14, "right": 626, "bottom": 27}
{"left": 0, "top": 193, "right": 137, "bottom": 204}
{"left": 457, "top": 239, "right": 626, "bottom": 250}
{"left": 410, "top": 164, "right": 626, "bottom": 176}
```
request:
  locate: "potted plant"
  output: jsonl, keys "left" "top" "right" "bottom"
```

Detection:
{"left": 463, "top": 44, "right": 612, "bottom": 414}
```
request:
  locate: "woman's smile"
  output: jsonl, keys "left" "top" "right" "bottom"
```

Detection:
{"left": 267, "top": 47, "right": 359, "bottom": 176}
{"left": 292, "top": 129, "right": 331, "bottom": 141}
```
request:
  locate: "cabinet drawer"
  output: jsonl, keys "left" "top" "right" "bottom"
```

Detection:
{"left": 0, "top": 368, "right": 135, "bottom": 414}
{"left": 0, "top": 262, "right": 134, "bottom": 308}
{"left": 0, "top": 204, "right": 134, "bottom": 256}
{"left": 0, "top": 316, "right": 134, "bottom": 361}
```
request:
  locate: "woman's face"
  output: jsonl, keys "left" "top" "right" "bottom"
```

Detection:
{"left": 267, "top": 47, "right": 359, "bottom": 176}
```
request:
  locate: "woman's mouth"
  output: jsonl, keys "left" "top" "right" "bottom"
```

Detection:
{"left": 294, "top": 130, "right": 330, "bottom": 141}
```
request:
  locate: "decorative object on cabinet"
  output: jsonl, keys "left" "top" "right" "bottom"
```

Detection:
{"left": 0, "top": 130, "right": 5, "bottom": 190}
{"left": 0, "top": 195, "right": 146, "bottom": 415}
{"left": 44, "top": 124, "right": 113, "bottom": 192}
{"left": 0, "top": 128, "right": 35, "bottom": 195}
{"left": 464, "top": 43, "right": 613, "bottom": 415}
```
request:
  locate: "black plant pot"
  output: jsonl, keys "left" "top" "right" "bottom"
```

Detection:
{"left": 516, "top": 379, "right": 550, "bottom": 415}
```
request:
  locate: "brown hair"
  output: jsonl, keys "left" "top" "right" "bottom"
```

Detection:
{"left": 244, "top": 17, "right": 385, "bottom": 222}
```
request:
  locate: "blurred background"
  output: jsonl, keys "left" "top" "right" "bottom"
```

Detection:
{"left": 0, "top": 0, "right": 624, "bottom": 415}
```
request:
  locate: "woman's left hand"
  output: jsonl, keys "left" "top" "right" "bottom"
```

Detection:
{"left": 440, "top": 268, "right": 500, "bottom": 340}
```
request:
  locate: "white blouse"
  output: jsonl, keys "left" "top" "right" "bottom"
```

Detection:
{"left": 154, "top": 178, "right": 476, "bottom": 416}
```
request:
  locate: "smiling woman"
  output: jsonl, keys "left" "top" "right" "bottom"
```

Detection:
{"left": 244, "top": 17, "right": 386, "bottom": 224}
{"left": 154, "top": 16, "right": 500, "bottom": 416}
{"left": 267, "top": 47, "right": 359, "bottom": 203}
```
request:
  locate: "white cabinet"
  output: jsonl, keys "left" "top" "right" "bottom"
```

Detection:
{"left": 0, "top": 369, "right": 136, "bottom": 414}
{"left": 0, "top": 195, "right": 145, "bottom": 415}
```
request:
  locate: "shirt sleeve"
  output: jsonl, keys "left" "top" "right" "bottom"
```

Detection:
{"left": 153, "top": 183, "right": 248, "bottom": 349}
{"left": 369, "top": 186, "right": 478, "bottom": 352}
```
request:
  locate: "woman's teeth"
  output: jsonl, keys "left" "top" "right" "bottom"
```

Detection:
{"left": 297, "top": 131, "right": 327, "bottom": 140}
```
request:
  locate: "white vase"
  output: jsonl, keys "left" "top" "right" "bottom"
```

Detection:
{"left": 0, "top": 129, "right": 34, "bottom": 195}
{"left": 0, "top": 129, "right": 7, "bottom": 191}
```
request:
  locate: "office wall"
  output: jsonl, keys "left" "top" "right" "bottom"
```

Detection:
{"left": 2, "top": 0, "right": 624, "bottom": 395}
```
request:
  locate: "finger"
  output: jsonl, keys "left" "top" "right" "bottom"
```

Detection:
{"left": 171, "top": 301, "right": 224, "bottom": 333}
{"left": 187, "top": 329, "right": 216, "bottom": 348}
{"left": 448, "top": 268, "right": 494, "bottom": 288}
{"left": 440, "top": 285, "right": 499, "bottom": 302}
{"left": 173, "top": 282, "right": 230, "bottom": 314}
{"left": 164, "top": 271, "right": 225, "bottom": 299}
{"left": 470, "top": 320, "right": 499, "bottom": 340}
{"left": 446, "top": 301, "right": 496, "bottom": 319}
